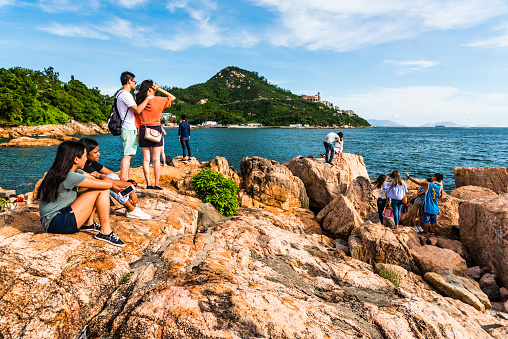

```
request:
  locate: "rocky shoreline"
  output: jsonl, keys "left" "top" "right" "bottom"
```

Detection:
{"left": 0, "top": 154, "right": 507, "bottom": 338}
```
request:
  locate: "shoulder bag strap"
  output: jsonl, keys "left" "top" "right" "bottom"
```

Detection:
{"left": 116, "top": 91, "right": 129, "bottom": 122}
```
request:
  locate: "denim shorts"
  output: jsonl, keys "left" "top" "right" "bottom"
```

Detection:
{"left": 47, "top": 206, "right": 79, "bottom": 234}
{"left": 107, "top": 173, "right": 129, "bottom": 205}
{"left": 422, "top": 211, "right": 437, "bottom": 224}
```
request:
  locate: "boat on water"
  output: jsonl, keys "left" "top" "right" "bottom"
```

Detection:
{"left": 435, "top": 125, "right": 446, "bottom": 127}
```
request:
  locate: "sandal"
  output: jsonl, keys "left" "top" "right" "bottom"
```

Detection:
{"left": 153, "top": 186, "right": 163, "bottom": 190}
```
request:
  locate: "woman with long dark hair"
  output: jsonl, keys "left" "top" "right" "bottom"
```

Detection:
{"left": 371, "top": 174, "right": 387, "bottom": 223}
{"left": 382, "top": 170, "right": 408, "bottom": 228}
{"left": 38, "top": 141, "right": 125, "bottom": 246}
{"left": 135, "top": 80, "right": 175, "bottom": 189}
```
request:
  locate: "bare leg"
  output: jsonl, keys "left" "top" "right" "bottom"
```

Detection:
{"left": 128, "top": 192, "right": 138, "bottom": 206}
{"left": 423, "top": 223, "right": 430, "bottom": 234}
{"left": 431, "top": 223, "right": 437, "bottom": 234}
{"left": 71, "top": 189, "right": 112, "bottom": 235}
{"left": 141, "top": 147, "right": 152, "bottom": 186}
{"left": 120, "top": 155, "right": 133, "bottom": 181}
{"left": 161, "top": 144, "right": 166, "bottom": 166}
{"left": 152, "top": 147, "right": 162, "bottom": 187}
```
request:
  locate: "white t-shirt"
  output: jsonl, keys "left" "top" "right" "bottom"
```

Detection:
{"left": 323, "top": 132, "right": 341, "bottom": 144}
{"left": 117, "top": 90, "right": 137, "bottom": 131}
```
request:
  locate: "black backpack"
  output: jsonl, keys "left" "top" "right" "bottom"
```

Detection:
{"left": 107, "top": 96, "right": 126, "bottom": 136}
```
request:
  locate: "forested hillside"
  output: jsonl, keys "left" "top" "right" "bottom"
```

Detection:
{"left": 168, "top": 67, "right": 370, "bottom": 127}
{"left": 0, "top": 67, "right": 111, "bottom": 126}
{"left": 0, "top": 66, "right": 369, "bottom": 127}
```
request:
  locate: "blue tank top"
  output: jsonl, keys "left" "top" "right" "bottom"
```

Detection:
{"left": 423, "top": 182, "right": 441, "bottom": 214}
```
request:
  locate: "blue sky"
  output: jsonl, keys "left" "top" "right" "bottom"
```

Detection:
{"left": 2, "top": 0, "right": 508, "bottom": 126}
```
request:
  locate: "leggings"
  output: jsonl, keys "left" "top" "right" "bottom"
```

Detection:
{"left": 377, "top": 198, "right": 386, "bottom": 223}
{"left": 391, "top": 199, "right": 403, "bottom": 226}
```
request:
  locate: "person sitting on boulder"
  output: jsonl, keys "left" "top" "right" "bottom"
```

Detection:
{"left": 79, "top": 138, "right": 151, "bottom": 220}
{"left": 405, "top": 172, "right": 444, "bottom": 237}
{"left": 37, "top": 141, "right": 125, "bottom": 247}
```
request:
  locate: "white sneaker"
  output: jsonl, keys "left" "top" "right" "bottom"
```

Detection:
{"left": 126, "top": 207, "right": 152, "bottom": 220}
{"left": 417, "top": 226, "right": 424, "bottom": 233}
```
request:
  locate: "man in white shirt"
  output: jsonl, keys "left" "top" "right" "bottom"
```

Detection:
{"left": 323, "top": 131, "right": 342, "bottom": 165}
{"left": 117, "top": 72, "right": 152, "bottom": 180}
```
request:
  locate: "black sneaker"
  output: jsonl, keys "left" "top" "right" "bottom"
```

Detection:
{"left": 94, "top": 231, "right": 125, "bottom": 247}
{"left": 80, "top": 222, "right": 101, "bottom": 232}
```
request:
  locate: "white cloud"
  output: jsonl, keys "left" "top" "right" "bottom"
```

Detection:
{"left": 40, "top": 23, "right": 109, "bottom": 39}
{"left": 331, "top": 86, "right": 508, "bottom": 127}
{"left": 248, "top": 0, "right": 507, "bottom": 51}
{"left": 466, "top": 24, "right": 508, "bottom": 48}
{"left": 117, "top": 0, "right": 148, "bottom": 8}
{"left": 0, "top": 0, "right": 13, "bottom": 7}
{"left": 38, "top": 0, "right": 101, "bottom": 13}
{"left": 384, "top": 60, "right": 441, "bottom": 75}
{"left": 39, "top": 17, "right": 148, "bottom": 42}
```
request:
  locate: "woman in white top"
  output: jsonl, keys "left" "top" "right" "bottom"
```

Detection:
{"left": 371, "top": 174, "right": 387, "bottom": 223}
{"left": 334, "top": 132, "right": 344, "bottom": 154}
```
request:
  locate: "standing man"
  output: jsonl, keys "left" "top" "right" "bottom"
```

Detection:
{"left": 178, "top": 114, "right": 191, "bottom": 160}
{"left": 323, "top": 131, "right": 342, "bottom": 165}
{"left": 117, "top": 71, "right": 153, "bottom": 181}
{"left": 405, "top": 172, "right": 444, "bottom": 237}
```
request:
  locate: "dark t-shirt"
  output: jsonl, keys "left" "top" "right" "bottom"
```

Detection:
{"left": 83, "top": 161, "right": 104, "bottom": 174}
{"left": 178, "top": 121, "right": 190, "bottom": 138}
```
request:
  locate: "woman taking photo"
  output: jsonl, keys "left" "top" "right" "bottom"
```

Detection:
{"left": 382, "top": 170, "right": 407, "bottom": 229}
{"left": 37, "top": 141, "right": 125, "bottom": 247}
{"left": 135, "top": 80, "right": 176, "bottom": 190}
{"left": 371, "top": 174, "right": 387, "bottom": 224}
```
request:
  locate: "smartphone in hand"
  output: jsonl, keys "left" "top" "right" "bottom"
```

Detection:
{"left": 119, "top": 185, "right": 135, "bottom": 198}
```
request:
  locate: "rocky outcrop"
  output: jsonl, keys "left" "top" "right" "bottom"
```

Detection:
{"left": 0, "top": 121, "right": 109, "bottom": 139}
{"left": 459, "top": 193, "right": 508, "bottom": 288}
{"left": 436, "top": 237, "right": 471, "bottom": 263}
{"left": 344, "top": 176, "right": 377, "bottom": 220}
{"left": 424, "top": 271, "right": 491, "bottom": 312}
{"left": 348, "top": 222, "right": 419, "bottom": 272}
{"left": 454, "top": 167, "right": 508, "bottom": 194}
{"left": 1, "top": 187, "right": 508, "bottom": 338}
{"left": 240, "top": 156, "right": 309, "bottom": 210}
{"left": 435, "top": 193, "right": 461, "bottom": 237}
{"left": 316, "top": 194, "right": 363, "bottom": 238}
{"left": 450, "top": 185, "right": 498, "bottom": 201}
{"left": 0, "top": 136, "right": 64, "bottom": 147}
{"left": 209, "top": 156, "right": 242, "bottom": 187}
{"left": 286, "top": 153, "right": 369, "bottom": 209}
{"left": 410, "top": 245, "right": 467, "bottom": 276}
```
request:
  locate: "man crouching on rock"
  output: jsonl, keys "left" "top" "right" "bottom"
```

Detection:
{"left": 405, "top": 172, "right": 444, "bottom": 237}
{"left": 79, "top": 138, "right": 151, "bottom": 220}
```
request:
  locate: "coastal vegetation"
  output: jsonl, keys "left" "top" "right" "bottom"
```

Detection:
{"left": 191, "top": 168, "right": 239, "bottom": 216}
{"left": 0, "top": 67, "right": 111, "bottom": 126}
{"left": 0, "top": 65, "right": 369, "bottom": 127}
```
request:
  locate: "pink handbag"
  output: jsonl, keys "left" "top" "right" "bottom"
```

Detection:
{"left": 383, "top": 208, "right": 394, "bottom": 218}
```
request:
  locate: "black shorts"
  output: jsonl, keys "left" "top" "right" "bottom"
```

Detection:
{"left": 47, "top": 206, "right": 79, "bottom": 234}
{"left": 138, "top": 125, "right": 164, "bottom": 148}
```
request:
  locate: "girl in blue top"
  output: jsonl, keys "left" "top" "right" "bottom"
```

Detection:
{"left": 405, "top": 172, "right": 444, "bottom": 236}
{"left": 382, "top": 170, "right": 408, "bottom": 228}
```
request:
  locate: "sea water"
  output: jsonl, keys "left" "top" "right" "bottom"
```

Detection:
{"left": 1, "top": 127, "right": 507, "bottom": 194}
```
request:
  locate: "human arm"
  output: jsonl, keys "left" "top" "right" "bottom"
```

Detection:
{"left": 129, "top": 94, "right": 155, "bottom": 114}
{"left": 152, "top": 83, "right": 176, "bottom": 101}
{"left": 77, "top": 176, "right": 113, "bottom": 190}
{"left": 405, "top": 173, "right": 429, "bottom": 187}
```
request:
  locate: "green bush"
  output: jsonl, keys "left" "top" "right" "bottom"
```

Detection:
{"left": 191, "top": 168, "right": 239, "bottom": 217}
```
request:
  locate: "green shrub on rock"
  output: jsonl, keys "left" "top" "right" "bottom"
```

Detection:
{"left": 191, "top": 168, "right": 239, "bottom": 217}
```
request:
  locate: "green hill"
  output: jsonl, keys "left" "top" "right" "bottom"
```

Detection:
{"left": 168, "top": 66, "right": 369, "bottom": 127}
{"left": 0, "top": 66, "right": 369, "bottom": 127}
{"left": 0, "top": 66, "right": 111, "bottom": 126}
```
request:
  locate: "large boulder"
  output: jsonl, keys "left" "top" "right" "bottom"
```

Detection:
{"left": 409, "top": 245, "right": 467, "bottom": 277}
{"left": 344, "top": 176, "right": 377, "bottom": 220}
{"left": 240, "top": 156, "right": 309, "bottom": 210}
{"left": 454, "top": 167, "right": 508, "bottom": 194}
{"left": 434, "top": 193, "right": 461, "bottom": 237}
{"left": 286, "top": 153, "right": 369, "bottom": 209}
{"left": 348, "top": 223, "right": 420, "bottom": 272}
{"left": 316, "top": 194, "right": 363, "bottom": 238}
{"left": 208, "top": 156, "right": 242, "bottom": 187}
{"left": 459, "top": 193, "right": 508, "bottom": 288}
{"left": 450, "top": 185, "right": 498, "bottom": 201}
{"left": 424, "top": 271, "right": 491, "bottom": 312}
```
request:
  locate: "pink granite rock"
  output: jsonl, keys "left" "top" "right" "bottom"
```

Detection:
{"left": 450, "top": 185, "right": 498, "bottom": 201}
{"left": 410, "top": 245, "right": 467, "bottom": 276}
{"left": 316, "top": 194, "right": 363, "bottom": 238}
{"left": 459, "top": 193, "right": 508, "bottom": 288}
{"left": 454, "top": 167, "right": 508, "bottom": 194}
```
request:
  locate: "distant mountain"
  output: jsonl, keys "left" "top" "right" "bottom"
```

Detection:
{"left": 367, "top": 119, "right": 406, "bottom": 127}
{"left": 419, "top": 121, "right": 469, "bottom": 128}
{"left": 168, "top": 66, "right": 370, "bottom": 127}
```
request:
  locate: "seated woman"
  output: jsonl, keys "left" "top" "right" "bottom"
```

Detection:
{"left": 135, "top": 80, "right": 175, "bottom": 189}
{"left": 37, "top": 141, "right": 125, "bottom": 247}
{"left": 79, "top": 138, "right": 151, "bottom": 220}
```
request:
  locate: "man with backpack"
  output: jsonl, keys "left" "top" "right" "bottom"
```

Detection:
{"left": 116, "top": 72, "right": 153, "bottom": 181}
